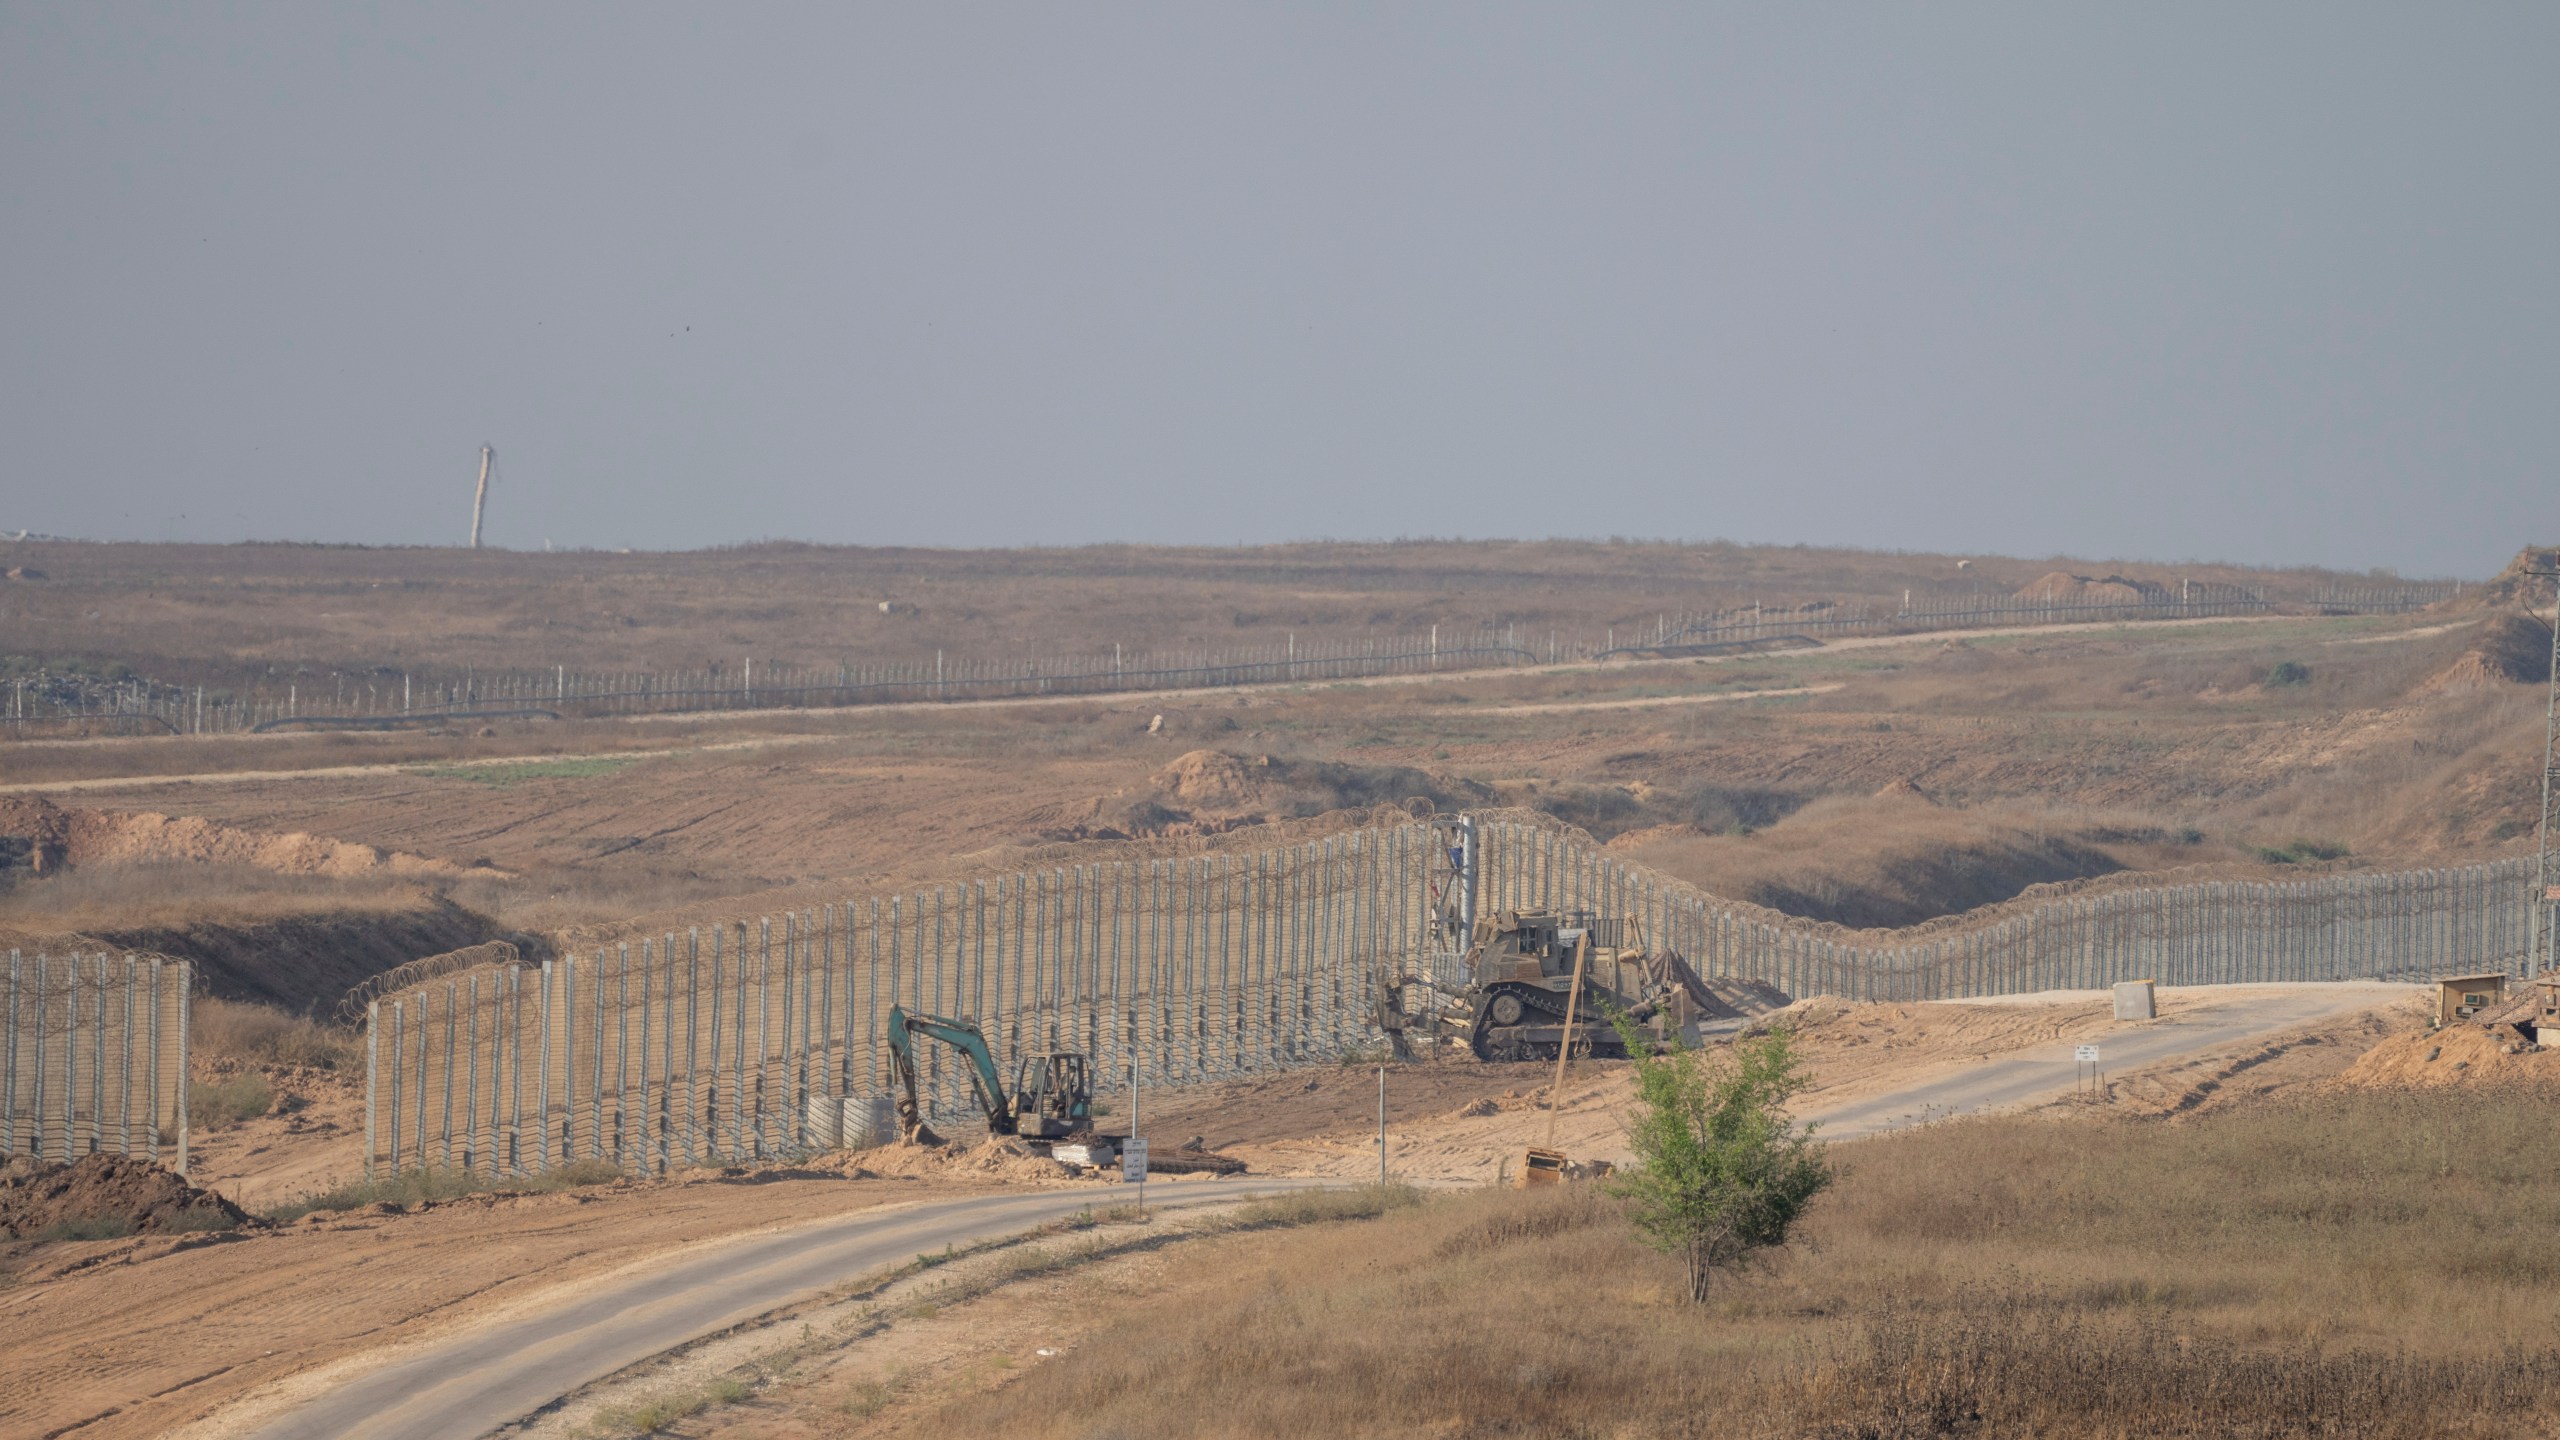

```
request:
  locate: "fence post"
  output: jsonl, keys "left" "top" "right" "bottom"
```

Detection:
{"left": 390, "top": 997, "right": 404, "bottom": 1172}
{"left": 2, "top": 951, "right": 16, "bottom": 1159}
{"left": 174, "top": 961, "right": 189, "bottom": 1176}
{"left": 365, "top": 999, "right": 380, "bottom": 1179}
{"left": 65, "top": 956, "right": 79, "bottom": 1158}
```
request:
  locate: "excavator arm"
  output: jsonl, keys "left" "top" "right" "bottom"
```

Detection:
{"left": 885, "top": 1005, "right": 1014, "bottom": 1144}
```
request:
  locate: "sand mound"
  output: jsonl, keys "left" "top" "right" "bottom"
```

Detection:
{"left": 0, "top": 1151, "right": 258, "bottom": 1240}
{"left": 1148, "top": 749, "right": 1289, "bottom": 814}
{"left": 0, "top": 795, "right": 72, "bottom": 872}
{"left": 0, "top": 794, "right": 485, "bottom": 882}
{"left": 1872, "top": 778, "right": 1938, "bottom": 804}
{"left": 1739, "top": 994, "right": 1856, "bottom": 1037}
{"left": 2332, "top": 1022, "right": 2560, "bottom": 1090}
{"left": 2421, "top": 613, "right": 2553, "bottom": 695}
{"left": 840, "top": 1136, "right": 1089, "bottom": 1186}
{"left": 2476, "top": 545, "right": 2560, "bottom": 609}
{"left": 2014, "top": 573, "right": 2173, "bottom": 606}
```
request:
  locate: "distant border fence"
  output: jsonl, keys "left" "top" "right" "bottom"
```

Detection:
{"left": 1892, "top": 583, "right": 2277, "bottom": 629}
{"left": 4, "top": 630, "right": 1541, "bottom": 737}
{"left": 2, "top": 953, "right": 191, "bottom": 1170}
{"left": 363, "top": 812, "right": 2537, "bottom": 1179}
{"left": 4, "top": 570, "right": 2474, "bottom": 739}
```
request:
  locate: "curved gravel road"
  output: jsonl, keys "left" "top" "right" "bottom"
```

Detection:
{"left": 241, "top": 984, "right": 2412, "bottom": 1439}
{"left": 244, "top": 1178, "right": 1298, "bottom": 1440}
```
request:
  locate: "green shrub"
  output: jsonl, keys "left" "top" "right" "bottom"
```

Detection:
{"left": 2267, "top": 660, "right": 2313, "bottom": 686}
{"left": 1609, "top": 1024, "right": 1831, "bottom": 1303}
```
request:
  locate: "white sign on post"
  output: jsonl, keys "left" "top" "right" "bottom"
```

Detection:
{"left": 2074, "top": 1045, "right": 2100, "bottom": 1064}
{"left": 1121, "top": 1138, "right": 1148, "bottom": 1183}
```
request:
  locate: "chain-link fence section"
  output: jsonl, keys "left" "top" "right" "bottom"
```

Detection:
{"left": 3, "top": 952, "right": 191, "bottom": 1169}
{"left": 365, "top": 813, "right": 2538, "bottom": 1179}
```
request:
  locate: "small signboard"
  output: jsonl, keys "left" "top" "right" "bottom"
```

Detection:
{"left": 2073, "top": 1044, "right": 2100, "bottom": 1064}
{"left": 1121, "top": 1137, "right": 1148, "bottom": 1183}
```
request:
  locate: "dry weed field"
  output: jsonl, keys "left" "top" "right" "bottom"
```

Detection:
{"left": 504, "top": 1083, "right": 2560, "bottom": 1440}
{"left": 0, "top": 535, "right": 2415, "bottom": 685}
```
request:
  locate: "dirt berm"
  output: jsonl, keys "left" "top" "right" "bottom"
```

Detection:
{"left": 2333, "top": 1021, "right": 2560, "bottom": 1090}
{"left": 0, "top": 1151, "right": 257, "bottom": 1240}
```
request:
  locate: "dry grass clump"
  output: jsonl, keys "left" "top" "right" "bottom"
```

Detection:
{"left": 192, "top": 997, "right": 362, "bottom": 1071}
{"left": 186, "top": 1072, "right": 274, "bottom": 1130}
{"left": 923, "top": 1088, "right": 2560, "bottom": 1439}
{"left": 259, "top": 1157, "right": 627, "bottom": 1224}
{"left": 1797, "top": 1287, "right": 2560, "bottom": 1439}
{"left": 0, "top": 860, "right": 429, "bottom": 932}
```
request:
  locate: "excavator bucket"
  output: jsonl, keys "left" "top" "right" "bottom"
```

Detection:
{"left": 1515, "top": 1147, "right": 1571, "bottom": 1188}
{"left": 1512, "top": 1147, "right": 1614, "bottom": 1188}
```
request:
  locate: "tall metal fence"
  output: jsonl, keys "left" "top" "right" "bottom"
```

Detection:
{"left": 2, "top": 953, "right": 191, "bottom": 1169}
{"left": 1467, "top": 816, "right": 2536, "bottom": 1003}
{"left": 363, "top": 812, "right": 2539, "bottom": 1179}
{"left": 2313, "top": 581, "right": 2467, "bottom": 613}
{"left": 363, "top": 823, "right": 1439, "bottom": 1178}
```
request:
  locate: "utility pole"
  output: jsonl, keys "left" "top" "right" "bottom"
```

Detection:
{"left": 1377, "top": 1065, "right": 1388, "bottom": 1187}
{"left": 469, "top": 445, "right": 494, "bottom": 549}
{"left": 2532, "top": 550, "right": 2560, "bottom": 978}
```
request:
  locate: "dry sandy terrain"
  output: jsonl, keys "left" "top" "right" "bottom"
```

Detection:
{"left": 1158, "top": 982, "right": 2424, "bottom": 1184}
{"left": 0, "top": 535, "right": 2405, "bottom": 688}
{"left": 0, "top": 980, "right": 2421, "bottom": 1440}
{"left": 0, "top": 1170, "right": 978, "bottom": 1440}
{"left": 0, "top": 540, "right": 2547, "bottom": 1439}
{"left": 5, "top": 600, "right": 2547, "bottom": 964}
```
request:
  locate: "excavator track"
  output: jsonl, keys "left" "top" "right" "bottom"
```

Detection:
{"left": 1469, "top": 981, "right": 1625, "bottom": 1062}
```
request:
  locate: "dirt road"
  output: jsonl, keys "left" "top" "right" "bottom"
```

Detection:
{"left": 1224, "top": 983, "right": 2420, "bottom": 1183}
{"left": 225, "top": 1178, "right": 1296, "bottom": 1440}
{"left": 1799, "top": 984, "right": 2413, "bottom": 1138}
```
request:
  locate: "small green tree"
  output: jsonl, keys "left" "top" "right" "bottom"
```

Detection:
{"left": 1608, "top": 1018, "right": 1831, "bottom": 1303}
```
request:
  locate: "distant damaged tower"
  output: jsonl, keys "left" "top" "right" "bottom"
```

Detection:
{"left": 469, "top": 445, "right": 494, "bottom": 548}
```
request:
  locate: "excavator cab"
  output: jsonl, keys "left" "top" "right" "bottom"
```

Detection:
{"left": 1009, "top": 1051, "right": 1094, "bottom": 1140}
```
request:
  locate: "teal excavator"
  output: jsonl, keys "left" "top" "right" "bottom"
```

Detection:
{"left": 884, "top": 1004, "right": 1096, "bottom": 1149}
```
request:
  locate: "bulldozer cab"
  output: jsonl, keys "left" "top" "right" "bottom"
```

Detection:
{"left": 1009, "top": 1052, "right": 1093, "bottom": 1140}
{"left": 1470, "top": 910, "right": 1639, "bottom": 984}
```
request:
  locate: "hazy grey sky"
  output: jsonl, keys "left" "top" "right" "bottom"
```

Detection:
{"left": 3, "top": 5, "right": 2551, "bottom": 575}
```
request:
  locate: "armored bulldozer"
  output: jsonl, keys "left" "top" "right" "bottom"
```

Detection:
{"left": 1381, "top": 908, "right": 1726, "bottom": 1062}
